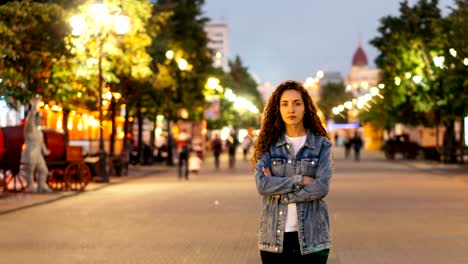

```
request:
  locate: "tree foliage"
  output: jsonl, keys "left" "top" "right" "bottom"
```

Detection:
{"left": 370, "top": 0, "right": 467, "bottom": 127}
{"left": 228, "top": 55, "right": 263, "bottom": 111}
{"left": 0, "top": 1, "right": 71, "bottom": 106}
{"left": 205, "top": 64, "right": 261, "bottom": 130}
{"left": 318, "top": 81, "right": 353, "bottom": 123}
{"left": 148, "top": 0, "right": 213, "bottom": 120}
{"left": 68, "top": 0, "right": 154, "bottom": 112}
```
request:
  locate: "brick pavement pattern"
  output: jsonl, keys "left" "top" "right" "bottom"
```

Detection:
{"left": 0, "top": 148, "right": 467, "bottom": 263}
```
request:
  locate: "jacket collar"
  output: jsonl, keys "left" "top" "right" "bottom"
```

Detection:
{"left": 275, "top": 130, "right": 316, "bottom": 150}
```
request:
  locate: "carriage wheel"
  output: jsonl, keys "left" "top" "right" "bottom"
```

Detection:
{"left": 64, "top": 162, "right": 91, "bottom": 191}
{"left": 47, "top": 169, "right": 67, "bottom": 191}
{"left": 3, "top": 170, "right": 26, "bottom": 192}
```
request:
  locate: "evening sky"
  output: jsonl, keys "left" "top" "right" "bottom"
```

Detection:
{"left": 203, "top": 0, "right": 455, "bottom": 86}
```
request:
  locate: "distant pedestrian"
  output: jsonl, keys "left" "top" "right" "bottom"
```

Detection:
{"left": 210, "top": 133, "right": 222, "bottom": 169}
{"left": 188, "top": 151, "right": 202, "bottom": 174}
{"left": 350, "top": 131, "right": 363, "bottom": 161}
{"left": 344, "top": 132, "right": 352, "bottom": 159}
{"left": 176, "top": 129, "right": 191, "bottom": 180}
{"left": 226, "top": 130, "right": 239, "bottom": 169}
{"left": 241, "top": 134, "right": 253, "bottom": 161}
{"left": 251, "top": 81, "right": 332, "bottom": 263}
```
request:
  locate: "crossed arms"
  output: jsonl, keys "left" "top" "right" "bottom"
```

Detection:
{"left": 254, "top": 141, "right": 332, "bottom": 203}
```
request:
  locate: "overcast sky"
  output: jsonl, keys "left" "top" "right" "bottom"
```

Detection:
{"left": 203, "top": 0, "right": 455, "bottom": 87}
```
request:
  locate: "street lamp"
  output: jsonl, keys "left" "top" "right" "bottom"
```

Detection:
{"left": 70, "top": 3, "right": 129, "bottom": 182}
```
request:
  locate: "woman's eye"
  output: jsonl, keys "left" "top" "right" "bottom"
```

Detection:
{"left": 281, "top": 103, "right": 288, "bottom": 107}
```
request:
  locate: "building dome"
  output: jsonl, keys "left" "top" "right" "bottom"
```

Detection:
{"left": 352, "top": 46, "right": 368, "bottom": 66}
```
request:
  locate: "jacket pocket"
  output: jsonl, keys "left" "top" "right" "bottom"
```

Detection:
{"left": 301, "top": 158, "right": 319, "bottom": 178}
{"left": 271, "top": 158, "right": 286, "bottom": 176}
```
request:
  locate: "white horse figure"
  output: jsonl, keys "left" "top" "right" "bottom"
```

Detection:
{"left": 21, "top": 97, "right": 52, "bottom": 193}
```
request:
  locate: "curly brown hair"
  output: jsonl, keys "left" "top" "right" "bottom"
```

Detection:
{"left": 250, "top": 80, "right": 329, "bottom": 166}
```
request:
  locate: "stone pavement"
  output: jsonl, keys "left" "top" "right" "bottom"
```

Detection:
{"left": 2, "top": 147, "right": 464, "bottom": 216}
{"left": 1, "top": 147, "right": 467, "bottom": 264}
{"left": 0, "top": 164, "right": 169, "bottom": 215}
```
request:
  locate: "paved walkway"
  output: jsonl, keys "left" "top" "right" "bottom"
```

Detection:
{"left": 1, "top": 148, "right": 467, "bottom": 263}
{"left": 1, "top": 147, "right": 465, "bottom": 217}
{"left": 0, "top": 164, "right": 169, "bottom": 215}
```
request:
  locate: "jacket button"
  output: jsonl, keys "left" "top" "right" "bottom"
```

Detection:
{"left": 275, "top": 247, "right": 279, "bottom": 251}
{"left": 279, "top": 211, "right": 283, "bottom": 215}
{"left": 277, "top": 229, "right": 280, "bottom": 233}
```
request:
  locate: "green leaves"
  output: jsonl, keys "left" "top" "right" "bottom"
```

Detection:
{"left": 0, "top": 1, "right": 70, "bottom": 105}
{"left": 370, "top": 0, "right": 467, "bottom": 127}
{"left": 318, "top": 82, "right": 352, "bottom": 122}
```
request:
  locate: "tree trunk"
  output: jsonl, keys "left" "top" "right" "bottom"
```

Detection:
{"left": 110, "top": 99, "right": 116, "bottom": 159}
{"left": 123, "top": 103, "right": 130, "bottom": 154}
{"left": 137, "top": 100, "right": 143, "bottom": 164}
{"left": 151, "top": 115, "right": 156, "bottom": 154}
{"left": 442, "top": 119, "right": 457, "bottom": 163}
{"left": 459, "top": 116, "right": 465, "bottom": 164}
{"left": 166, "top": 112, "right": 174, "bottom": 166}
{"left": 108, "top": 99, "right": 117, "bottom": 175}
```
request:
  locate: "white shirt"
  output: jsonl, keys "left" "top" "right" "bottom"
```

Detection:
{"left": 284, "top": 135, "right": 307, "bottom": 232}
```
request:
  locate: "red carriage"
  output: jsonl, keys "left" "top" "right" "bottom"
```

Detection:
{"left": 0, "top": 125, "right": 92, "bottom": 192}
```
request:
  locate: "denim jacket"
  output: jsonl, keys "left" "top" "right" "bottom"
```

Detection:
{"left": 255, "top": 131, "right": 332, "bottom": 255}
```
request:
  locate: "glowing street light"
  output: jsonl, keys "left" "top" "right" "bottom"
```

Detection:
{"left": 412, "top": 75, "right": 423, "bottom": 84}
{"left": 176, "top": 58, "right": 189, "bottom": 71}
{"left": 344, "top": 101, "right": 353, "bottom": 110}
{"left": 316, "top": 70, "right": 324, "bottom": 79}
{"left": 449, "top": 48, "right": 457, "bottom": 57}
{"left": 332, "top": 107, "right": 340, "bottom": 115}
{"left": 206, "top": 77, "right": 220, "bottom": 90}
{"left": 433, "top": 56, "right": 445, "bottom": 68}
{"left": 394, "top": 77, "right": 401, "bottom": 86}
{"left": 165, "top": 50, "right": 174, "bottom": 60}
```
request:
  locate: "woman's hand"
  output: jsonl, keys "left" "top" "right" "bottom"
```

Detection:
{"left": 262, "top": 167, "right": 272, "bottom": 177}
{"left": 303, "top": 176, "right": 315, "bottom": 185}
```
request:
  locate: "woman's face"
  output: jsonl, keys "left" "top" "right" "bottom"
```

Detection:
{"left": 279, "top": 89, "right": 305, "bottom": 127}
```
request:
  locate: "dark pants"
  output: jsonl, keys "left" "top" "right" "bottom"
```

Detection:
{"left": 178, "top": 151, "right": 188, "bottom": 179}
{"left": 344, "top": 145, "right": 351, "bottom": 159}
{"left": 213, "top": 153, "right": 220, "bottom": 169}
{"left": 354, "top": 149, "right": 361, "bottom": 161}
{"left": 229, "top": 150, "right": 235, "bottom": 168}
{"left": 260, "top": 232, "right": 329, "bottom": 264}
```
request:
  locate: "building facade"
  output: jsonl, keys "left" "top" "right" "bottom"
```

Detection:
{"left": 345, "top": 44, "right": 380, "bottom": 97}
{"left": 204, "top": 20, "right": 229, "bottom": 72}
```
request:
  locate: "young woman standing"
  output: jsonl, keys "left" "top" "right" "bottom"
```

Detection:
{"left": 252, "top": 80, "right": 332, "bottom": 263}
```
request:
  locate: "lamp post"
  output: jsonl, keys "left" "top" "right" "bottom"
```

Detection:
{"left": 70, "top": 2, "right": 129, "bottom": 182}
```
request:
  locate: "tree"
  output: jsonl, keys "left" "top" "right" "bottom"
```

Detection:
{"left": 370, "top": 0, "right": 467, "bottom": 162}
{"left": 0, "top": 2, "right": 71, "bottom": 106}
{"left": 148, "top": 0, "right": 214, "bottom": 121}
{"left": 67, "top": 0, "right": 155, "bottom": 160}
{"left": 318, "top": 82, "right": 353, "bottom": 123}
{"left": 228, "top": 55, "right": 263, "bottom": 112}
